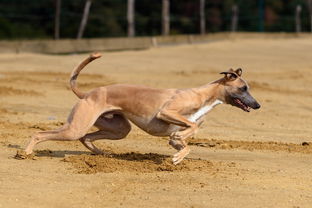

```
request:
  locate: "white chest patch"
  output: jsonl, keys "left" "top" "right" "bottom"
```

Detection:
{"left": 188, "top": 100, "right": 223, "bottom": 122}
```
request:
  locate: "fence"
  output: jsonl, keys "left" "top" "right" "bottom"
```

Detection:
{"left": 1, "top": 32, "right": 311, "bottom": 54}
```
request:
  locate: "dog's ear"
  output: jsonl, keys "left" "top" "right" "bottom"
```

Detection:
{"left": 235, "top": 68, "right": 242, "bottom": 76}
{"left": 220, "top": 68, "right": 238, "bottom": 81}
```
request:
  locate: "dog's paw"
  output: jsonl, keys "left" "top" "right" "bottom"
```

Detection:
{"left": 172, "top": 147, "right": 190, "bottom": 165}
{"left": 14, "top": 150, "right": 36, "bottom": 160}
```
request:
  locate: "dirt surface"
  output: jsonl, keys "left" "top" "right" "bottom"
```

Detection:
{"left": 0, "top": 38, "right": 312, "bottom": 208}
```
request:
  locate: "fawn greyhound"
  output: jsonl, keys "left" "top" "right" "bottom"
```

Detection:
{"left": 22, "top": 53, "right": 260, "bottom": 164}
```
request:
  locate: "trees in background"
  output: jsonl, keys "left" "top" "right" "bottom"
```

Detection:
{"left": 0, "top": 0, "right": 311, "bottom": 40}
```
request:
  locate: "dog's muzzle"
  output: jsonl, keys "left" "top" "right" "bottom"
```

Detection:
{"left": 229, "top": 92, "right": 260, "bottom": 112}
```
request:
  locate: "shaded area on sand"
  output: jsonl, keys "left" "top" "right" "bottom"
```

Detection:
{"left": 62, "top": 152, "right": 224, "bottom": 174}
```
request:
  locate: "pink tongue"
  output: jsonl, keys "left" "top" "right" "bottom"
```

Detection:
{"left": 236, "top": 99, "right": 250, "bottom": 111}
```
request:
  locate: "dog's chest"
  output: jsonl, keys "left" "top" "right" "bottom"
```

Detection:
{"left": 188, "top": 100, "right": 222, "bottom": 122}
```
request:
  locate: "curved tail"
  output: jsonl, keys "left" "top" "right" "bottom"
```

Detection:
{"left": 70, "top": 53, "right": 102, "bottom": 99}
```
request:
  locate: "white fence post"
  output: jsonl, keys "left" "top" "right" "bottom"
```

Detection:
{"left": 162, "top": 0, "right": 170, "bottom": 36}
{"left": 54, "top": 0, "right": 61, "bottom": 39}
{"left": 127, "top": 0, "right": 135, "bottom": 37}
{"left": 77, "top": 0, "right": 92, "bottom": 39}
{"left": 200, "top": 0, "right": 206, "bottom": 34}
{"left": 295, "top": 5, "right": 302, "bottom": 33}
{"left": 231, "top": 4, "right": 238, "bottom": 32}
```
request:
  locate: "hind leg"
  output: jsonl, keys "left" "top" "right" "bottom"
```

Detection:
{"left": 25, "top": 124, "right": 76, "bottom": 155}
{"left": 24, "top": 98, "right": 117, "bottom": 155}
{"left": 79, "top": 113, "right": 131, "bottom": 154}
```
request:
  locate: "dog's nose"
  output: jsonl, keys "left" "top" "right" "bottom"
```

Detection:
{"left": 254, "top": 103, "right": 261, "bottom": 109}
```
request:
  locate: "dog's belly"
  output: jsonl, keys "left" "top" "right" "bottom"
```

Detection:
{"left": 125, "top": 114, "right": 181, "bottom": 136}
{"left": 145, "top": 120, "right": 181, "bottom": 136}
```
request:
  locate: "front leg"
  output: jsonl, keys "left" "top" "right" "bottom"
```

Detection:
{"left": 157, "top": 110, "right": 198, "bottom": 164}
{"left": 169, "top": 115, "right": 205, "bottom": 150}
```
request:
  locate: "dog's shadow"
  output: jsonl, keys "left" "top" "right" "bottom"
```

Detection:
{"left": 9, "top": 143, "right": 170, "bottom": 164}
{"left": 35, "top": 149, "right": 170, "bottom": 165}
{"left": 35, "top": 149, "right": 90, "bottom": 158}
{"left": 42, "top": 150, "right": 170, "bottom": 165}
{"left": 8, "top": 143, "right": 92, "bottom": 158}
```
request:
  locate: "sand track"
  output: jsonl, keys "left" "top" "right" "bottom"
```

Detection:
{"left": 0, "top": 38, "right": 312, "bottom": 207}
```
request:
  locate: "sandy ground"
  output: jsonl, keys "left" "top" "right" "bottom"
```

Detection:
{"left": 0, "top": 37, "right": 312, "bottom": 208}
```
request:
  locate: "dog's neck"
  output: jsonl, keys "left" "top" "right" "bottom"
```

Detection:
{"left": 188, "top": 81, "right": 224, "bottom": 123}
{"left": 192, "top": 81, "right": 225, "bottom": 105}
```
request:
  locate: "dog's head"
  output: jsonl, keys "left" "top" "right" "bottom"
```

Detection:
{"left": 218, "top": 68, "right": 260, "bottom": 112}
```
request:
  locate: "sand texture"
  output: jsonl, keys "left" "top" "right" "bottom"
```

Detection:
{"left": 0, "top": 37, "right": 312, "bottom": 208}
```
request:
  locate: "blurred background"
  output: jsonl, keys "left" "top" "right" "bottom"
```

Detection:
{"left": 0, "top": 0, "right": 311, "bottom": 40}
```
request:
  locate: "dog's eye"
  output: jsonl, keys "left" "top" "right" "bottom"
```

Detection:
{"left": 240, "top": 86, "right": 248, "bottom": 91}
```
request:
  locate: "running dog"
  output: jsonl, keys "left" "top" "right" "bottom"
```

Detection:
{"left": 22, "top": 53, "right": 260, "bottom": 164}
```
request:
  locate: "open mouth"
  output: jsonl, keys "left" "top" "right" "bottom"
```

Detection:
{"left": 233, "top": 98, "right": 251, "bottom": 112}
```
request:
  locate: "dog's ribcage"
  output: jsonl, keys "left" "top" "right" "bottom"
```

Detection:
{"left": 188, "top": 100, "right": 222, "bottom": 122}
